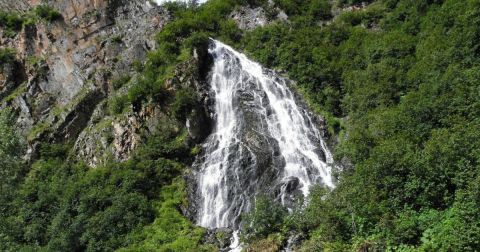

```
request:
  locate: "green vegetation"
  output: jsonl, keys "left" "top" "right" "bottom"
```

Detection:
{"left": 171, "top": 88, "right": 198, "bottom": 120}
{"left": 0, "top": 5, "right": 61, "bottom": 37}
{"left": 0, "top": 116, "right": 203, "bottom": 251}
{"left": 242, "top": 196, "right": 287, "bottom": 243}
{"left": 112, "top": 75, "right": 131, "bottom": 90}
{"left": 237, "top": 0, "right": 480, "bottom": 250}
{"left": 120, "top": 179, "right": 214, "bottom": 252}
{"left": 1, "top": 82, "right": 27, "bottom": 104}
{"left": 2, "top": 0, "right": 480, "bottom": 251}
{"left": 33, "top": 5, "right": 62, "bottom": 22}
{"left": 108, "top": 94, "right": 129, "bottom": 115}
{"left": 27, "top": 122, "right": 49, "bottom": 141}
{"left": 110, "top": 35, "right": 123, "bottom": 44}
{"left": 132, "top": 60, "right": 144, "bottom": 72}
{"left": 127, "top": 0, "right": 240, "bottom": 105}
{"left": 0, "top": 12, "right": 24, "bottom": 37}
{"left": 0, "top": 48, "right": 16, "bottom": 66}
{"left": 0, "top": 109, "right": 27, "bottom": 249}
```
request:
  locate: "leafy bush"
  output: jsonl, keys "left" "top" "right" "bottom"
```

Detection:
{"left": 171, "top": 88, "right": 198, "bottom": 120}
{"left": 131, "top": 60, "right": 144, "bottom": 72}
{"left": 0, "top": 48, "right": 16, "bottom": 66}
{"left": 120, "top": 179, "right": 215, "bottom": 252}
{"left": 0, "top": 109, "right": 26, "bottom": 251}
{"left": 34, "top": 5, "right": 62, "bottom": 21}
{"left": 242, "top": 195, "right": 287, "bottom": 242}
{"left": 0, "top": 11, "right": 24, "bottom": 37}
{"left": 0, "top": 6, "right": 60, "bottom": 37}
{"left": 108, "top": 94, "right": 129, "bottom": 115}
{"left": 110, "top": 35, "right": 123, "bottom": 44}
{"left": 112, "top": 75, "right": 131, "bottom": 90}
{"left": 1, "top": 122, "right": 197, "bottom": 251}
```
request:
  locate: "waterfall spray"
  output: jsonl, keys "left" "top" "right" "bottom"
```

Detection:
{"left": 194, "top": 40, "right": 334, "bottom": 249}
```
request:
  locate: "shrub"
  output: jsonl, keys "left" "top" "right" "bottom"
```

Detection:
{"left": 242, "top": 195, "right": 287, "bottom": 242}
{"left": 0, "top": 11, "right": 24, "bottom": 37}
{"left": 170, "top": 88, "right": 197, "bottom": 120}
{"left": 108, "top": 94, "right": 129, "bottom": 115}
{"left": 110, "top": 35, "right": 123, "bottom": 44}
{"left": 131, "top": 60, "right": 144, "bottom": 72}
{"left": 34, "top": 5, "right": 62, "bottom": 22}
{"left": 112, "top": 75, "right": 131, "bottom": 90}
{"left": 0, "top": 48, "right": 16, "bottom": 66}
{"left": 309, "top": 0, "right": 332, "bottom": 20}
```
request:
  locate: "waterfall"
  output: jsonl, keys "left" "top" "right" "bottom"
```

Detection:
{"left": 195, "top": 40, "right": 334, "bottom": 231}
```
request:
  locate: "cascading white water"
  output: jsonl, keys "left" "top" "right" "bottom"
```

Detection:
{"left": 195, "top": 40, "right": 334, "bottom": 232}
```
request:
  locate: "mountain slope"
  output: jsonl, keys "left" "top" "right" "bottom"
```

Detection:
{"left": 1, "top": 0, "right": 479, "bottom": 251}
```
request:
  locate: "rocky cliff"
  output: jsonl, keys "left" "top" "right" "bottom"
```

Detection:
{"left": 0, "top": 0, "right": 276, "bottom": 167}
{"left": 0, "top": 0, "right": 173, "bottom": 165}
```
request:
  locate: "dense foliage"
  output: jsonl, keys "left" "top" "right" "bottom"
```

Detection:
{"left": 0, "top": 109, "right": 27, "bottom": 248}
{"left": 0, "top": 11, "right": 24, "bottom": 37}
{"left": 33, "top": 5, "right": 62, "bottom": 22}
{"left": 0, "top": 5, "right": 61, "bottom": 37}
{"left": 0, "top": 48, "right": 16, "bottom": 66}
{"left": 0, "top": 117, "right": 205, "bottom": 251}
{"left": 238, "top": 0, "right": 480, "bottom": 250}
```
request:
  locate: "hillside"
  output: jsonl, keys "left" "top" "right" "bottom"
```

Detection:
{"left": 1, "top": 0, "right": 479, "bottom": 251}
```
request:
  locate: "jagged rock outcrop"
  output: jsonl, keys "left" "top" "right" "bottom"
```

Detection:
{"left": 0, "top": 0, "right": 30, "bottom": 13}
{"left": 229, "top": 4, "right": 289, "bottom": 31}
{"left": 0, "top": 60, "right": 26, "bottom": 101}
{"left": 168, "top": 46, "right": 214, "bottom": 143}
{"left": 230, "top": 6, "right": 269, "bottom": 30}
{"left": 0, "top": 0, "right": 170, "bottom": 163}
{"left": 74, "top": 99, "right": 166, "bottom": 167}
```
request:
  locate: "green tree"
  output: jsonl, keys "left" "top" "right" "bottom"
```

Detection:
{"left": 0, "top": 109, "right": 26, "bottom": 250}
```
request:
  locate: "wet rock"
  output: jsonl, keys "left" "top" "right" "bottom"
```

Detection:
{"left": 313, "top": 146, "right": 327, "bottom": 162}
{"left": 171, "top": 46, "right": 214, "bottom": 144}
{"left": 186, "top": 108, "right": 211, "bottom": 143}
{"left": 203, "top": 228, "right": 233, "bottom": 251}
{"left": 281, "top": 232, "right": 305, "bottom": 252}
{"left": 284, "top": 176, "right": 300, "bottom": 193}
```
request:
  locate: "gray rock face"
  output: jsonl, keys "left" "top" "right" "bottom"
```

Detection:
{"left": 73, "top": 42, "right": 213, "bottom": 167}
{"left": 229, "top": 6, "right": 268, "bottom": 30}
{"left": 74, "top": 101, "right": 165, "bottom": 167}
{"left": 0, "top": 0, "right": 30, "bottom": 13}
{"left": 169, "top": 47, "right": 214, "bottom": 144}
{"left": 0, "top": 61, "right": 26, "bottom": 101}
{"left": 202, "top": 228, "right": 234, "bottom": 251}
{"left": 0, "top": 0, "right": 171, "bottom": 164}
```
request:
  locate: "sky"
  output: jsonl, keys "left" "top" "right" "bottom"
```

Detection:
{"left": 153, "top": 0, "right": 208, "bottom": 5}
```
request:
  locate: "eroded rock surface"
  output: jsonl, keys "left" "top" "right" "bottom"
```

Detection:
{"left": 230, "top": 6, "right": 268, "bottom": 30}
{"left": 0, "top": 0, "right": 170, "bottom": 164}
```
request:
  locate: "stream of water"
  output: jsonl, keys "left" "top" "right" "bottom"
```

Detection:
{"left": 195, "top": 40, "right": 334, "bottom": 250}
